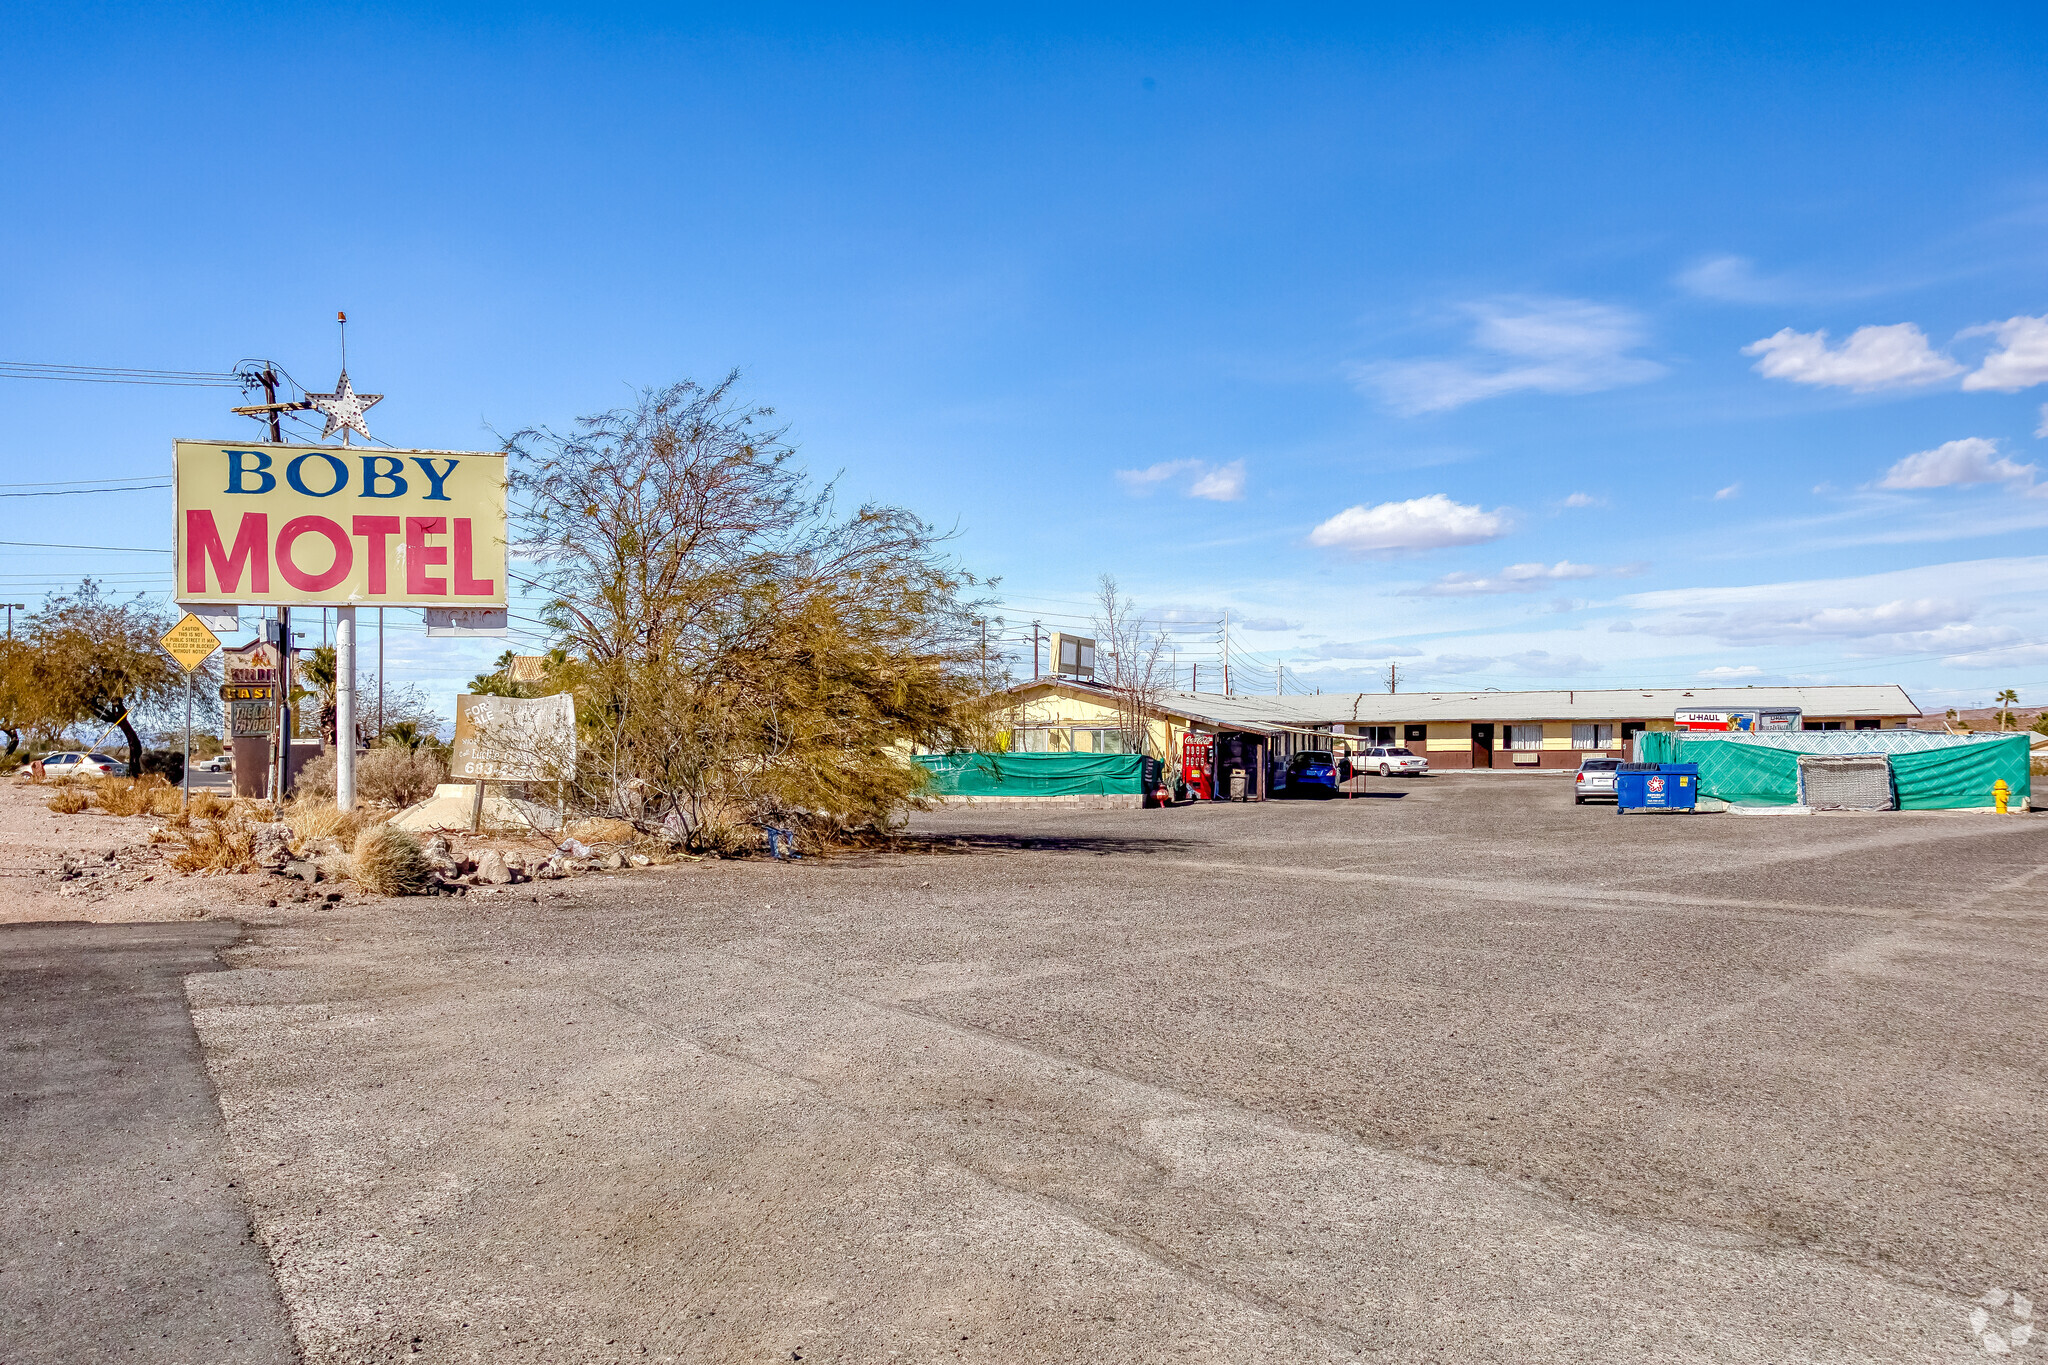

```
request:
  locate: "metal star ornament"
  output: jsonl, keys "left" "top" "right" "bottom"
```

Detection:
{"left": 304, "top": 369, "right": 383, "bottom": 445}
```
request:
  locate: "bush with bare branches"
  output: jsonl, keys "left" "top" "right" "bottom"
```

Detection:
{"left": 508, "top": 373, "right": 993, "bottom": 837}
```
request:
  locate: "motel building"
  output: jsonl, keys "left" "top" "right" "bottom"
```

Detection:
{"left": 1001, "top": 680, "right": 1922, "bottom": 774}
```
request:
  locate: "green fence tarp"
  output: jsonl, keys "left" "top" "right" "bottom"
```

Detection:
{"left": 1640, "top": 733, "right": 1803, "bottom": 805}
{"left": 914, "top": 752, "right": 1147, "bottom": 797}
{"left": 1634, "top": 731, "right": 2030, "bottom": 808}
{"left": 1888, "top": 735, "right": 2031, "bottom": 810}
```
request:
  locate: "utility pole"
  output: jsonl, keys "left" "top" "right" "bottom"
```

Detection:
{"left": 1222, "top": 609, "right": 1231, "bottom": 697}
{"left": 978, "top": 618, "right": 988, "bottom": 690}
{"left": 2, "top": 603, "right": 22, "bottom": 639}
{"left": 1031, "top": 620, "right": 1041, "bottom": 680}
{"left": 1277, "top": 663, "right": 1284, "bottom": 696}
{"left": 1385, "top": 661, "right": 1399, "bottom": 694}
{"left": 1191, "top": 662, "right": 1199, "bottom": 692}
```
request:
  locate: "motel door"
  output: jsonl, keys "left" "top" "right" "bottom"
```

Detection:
{"left": 1470, "top": 723, "right": 1494, "bottom": 769}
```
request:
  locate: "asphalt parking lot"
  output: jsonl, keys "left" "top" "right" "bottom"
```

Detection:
{"left": 155, "top": 773, "right": 2044, "bottom": 1363}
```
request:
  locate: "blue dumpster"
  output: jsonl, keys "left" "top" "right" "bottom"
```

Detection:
{"left": 1616, "top": 763, "right": 1698, "bottom": 814}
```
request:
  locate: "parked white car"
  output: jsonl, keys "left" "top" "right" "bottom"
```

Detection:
{"left": 37, "top": 751, "right": 128, "bottom": 778}
{"left": 192, "top": 753, "right": 233, "bottom": 773}
{"left": 1362, "top": 745, "right": 1429, "bottom": 777}
{"left": 1574, "top": 755, "right": 1622, "bottom": 804}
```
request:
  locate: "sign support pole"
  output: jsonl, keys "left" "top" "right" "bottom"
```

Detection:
{"left": 336, "top": 607, "right": 357, "bottom": 812}
{"left": 182, "top": 673, "right": 192, "bottom": 813}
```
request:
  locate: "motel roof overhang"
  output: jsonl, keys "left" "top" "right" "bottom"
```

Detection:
{"left": 1003, "top": 680, "right": 1921, "bottom": 730}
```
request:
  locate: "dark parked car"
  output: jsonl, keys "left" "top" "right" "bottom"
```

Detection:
{"left": 1278, "top": 749, "right": 1347, "bottom": 798}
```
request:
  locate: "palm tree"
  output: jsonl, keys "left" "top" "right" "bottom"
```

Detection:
{"left": 1996, "top": 689, "right": 2019, "bottom": 731}
{"left": 297, "top": 645, "right": 339, "bottom": 747}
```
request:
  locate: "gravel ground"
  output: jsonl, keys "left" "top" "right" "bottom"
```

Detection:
{"left": 175, "top": 776, "right": 2046, "bottom": 1363}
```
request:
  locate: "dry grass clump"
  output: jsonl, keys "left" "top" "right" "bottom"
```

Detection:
{"left": 190, "top": 790, "right": 231, "bottom": 820}
{"left": 87, "top": 775, "right": 172, "bottom": 816}
{"left": 351, "top": 825, "right": 432, "bottom": 896}
{"left": 168, "top": 818, "right": 257, "bottom": 874}
{"left": 46, "top": 789, "right": 87, "bottom": 814}
{"left": 287, "top": 800, "right": 384, "bottom": 850}
{"left": 567, "top": 817, "right": 639, "bottom": 844}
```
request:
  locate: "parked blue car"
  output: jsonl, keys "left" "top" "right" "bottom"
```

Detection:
{"left": 1277, "top": 749, "right": 1348, "bottom": 798}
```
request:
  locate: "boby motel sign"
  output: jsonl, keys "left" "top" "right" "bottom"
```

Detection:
{"left": 174, "top": 438, "right": 507, "bottom": 809}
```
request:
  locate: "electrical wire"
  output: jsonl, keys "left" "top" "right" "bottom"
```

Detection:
{"left": 0, "top": 360, "right": 243, "bottom": 388}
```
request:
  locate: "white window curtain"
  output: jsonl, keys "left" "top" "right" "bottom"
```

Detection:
{"left": 1507, "top": 724, "right": 1544, "bottom": 750}
{"left": 1571, "top": 723, "right": 1615, "bottom": 749}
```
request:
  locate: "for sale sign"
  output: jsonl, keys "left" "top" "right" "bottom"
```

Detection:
{"left": 174, "top": 440, "right": 507, "bottom": 609}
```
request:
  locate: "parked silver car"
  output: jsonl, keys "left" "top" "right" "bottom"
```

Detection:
{"left": 1362, "top": 745, "right": 1429, "bottom": 777}
{"left": 1573, "top": 755, "right": 1622, "bottom": 804}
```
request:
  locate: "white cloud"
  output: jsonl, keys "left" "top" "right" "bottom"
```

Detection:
{"left": 1116, "top": 458, "right": 1245, "bottom": 501}
{"left": 1944, "top": 642, "right": 2048, "bottom": 669}
{"left": 1305, "top": 640, "right": 1425, "bottom": 661}
{"left": 1189, "top": 460, "right": 1245, "bottom": 501}
{"left": 1960, "top": 315, "right": 2048, "bottom": 392}
{"left": 1675, "top": 255, "right": 1794, "bottom": 304}
{"left": 1698, "top": 665, "right": 1764, "bottom": 679}
{"left": 2038, "top": 403, "right": 2048, "bottom": 439}
{"left": 1878, "top": 437, "right": 2037, "bottom": 491}
{"left": 1309, "top": 494, "right": 1509, "bottom": 555}
{"left": 1238, "top": 617, "right": 1300, "bottom": 632}
{"left": 1115, "top": 459, "right": 1199, "bottom": 491}
{"left": 1410, "top": 560, "right": 1603, "bottom": 596}
{"left": 1742, "top": 323, "right": 1961, "bottom": 391}
{"left": 1561, "top": 491, "right": 1605, "bottom": 508}
{"left": 1429, "top": 649, "right": 1602, "bottom": 677}
{"left": 1645, "top": 596, "right": 1980, "bottom": 649}
{"left": 1714, "top": 483, "right": 1741, "bottom": 500}
{"left": 1361, "top": 297, "right": 1664, "bottom": 415}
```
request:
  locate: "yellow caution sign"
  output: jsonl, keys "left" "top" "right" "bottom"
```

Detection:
{"left": 159, "top": 613, "right": 223, "bottom": 673}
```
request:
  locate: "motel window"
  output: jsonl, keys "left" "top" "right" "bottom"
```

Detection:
{"left": 1355, "top": 725, "right": 1395, "bottom": 746}
{"left": 1404, "top": 724, "right": 1427, "bottom": 745}
{"left": 1571, "top": 723, "right": 1615, "bottom": 749}
{"left": 1854, "top": 718, "right": 1881, "bottom": 730}
{"left": 1803, "top": 721, "right": 1845, "bottom": 732}
{"left": 1075, "top": 728, "right": 1130, "bottom": 754}
{"left": 1507, "top": 724, "right": 1544, "bottom": 750}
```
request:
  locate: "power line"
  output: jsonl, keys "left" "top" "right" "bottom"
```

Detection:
{"left": 0, "top": 360, "right": 242, "bottom": 388}
{"left": 0, "top": 483, "right": 170, "bottom": 498}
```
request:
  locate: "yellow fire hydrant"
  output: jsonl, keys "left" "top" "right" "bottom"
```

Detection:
{"left": 1993, "top": 779, "right": 2010, "bottom": 814}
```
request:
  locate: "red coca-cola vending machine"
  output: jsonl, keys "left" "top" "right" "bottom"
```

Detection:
{"left": 1181, "top": 732, "right": 1214, "bottom": 801}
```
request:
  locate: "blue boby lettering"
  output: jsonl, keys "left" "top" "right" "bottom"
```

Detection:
{"left": 286, "top": 452, "right": 349, "bottom": 497}
{"left": 224, "top": 450, "right": 276, "bottom": 494}
{"left": 411, "top": 457, "right": 459, "bottom": 501}
{"left": 361, "top": 455, "right": 408, "bottom": 498}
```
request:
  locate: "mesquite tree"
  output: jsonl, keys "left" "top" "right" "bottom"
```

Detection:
{"left": 1092, "top": 573, "right": 1173, "bottom": 758}
{"left": 22, "top": 580, "right": 195, "bottom": 774}
{"left": 508, "top": 373, "right": 993, "bottom": 841}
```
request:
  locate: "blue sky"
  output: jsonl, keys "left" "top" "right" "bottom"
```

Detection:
{"left": 4, "top": 5, "right": 2048, "bottom": 716}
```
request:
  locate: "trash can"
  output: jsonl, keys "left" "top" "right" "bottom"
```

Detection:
{"left": 1616, "top": 762, "right": 1698, "bottom": 814}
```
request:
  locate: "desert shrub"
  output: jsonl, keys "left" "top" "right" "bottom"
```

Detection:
{"left": 147, "top": 788, "right": 185, "bottom": 817}
{"left": 189, "top": 790, "right": 230, "bottom": 820}
{"left": 351, "top": 825, "right": 432, "bottom": 896}
{"left": 293, "top": 749, "right": 338, "bottom": 800}
{"left": 169, "top": 817, "right": 255, "bottom": 874}
{"left": 358, "top": 745, "right": 447, "bottom": 806}
{"left": 139, "top": 749, "right": 185, "bottom": 784}
{"left": 46, "top": 789, "right": 86, "bottom": 814}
